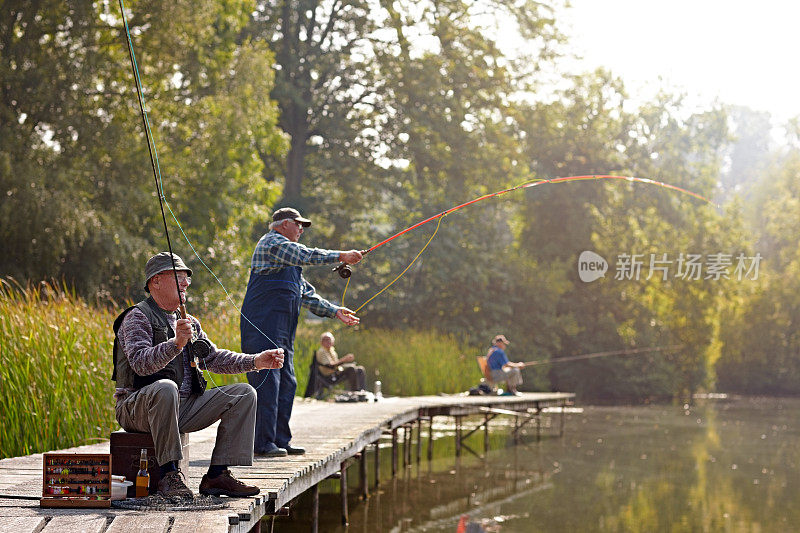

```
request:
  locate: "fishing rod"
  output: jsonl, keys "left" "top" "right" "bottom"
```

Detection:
{"left": 117, "top": 0, "right": 185, "bottom": 319}
{"left": 330, "top": 174, "right": 717, "bottom": 278}
{"left": 117, "top": 0, "right": 280, "bottom": 395}
{"left": 521, "top": 345, "right": 683, "bottom": 367}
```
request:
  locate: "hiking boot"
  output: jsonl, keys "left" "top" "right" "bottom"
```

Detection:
{"left": 199, "top": 469, "right": 260, "bottom": 497}
{"left": 157, "top": 470, "right": 193, "bottom": 499}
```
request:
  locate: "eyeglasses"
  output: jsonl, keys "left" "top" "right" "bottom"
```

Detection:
{"left": 160, "top": 273, "right": 191, "bottom": 285}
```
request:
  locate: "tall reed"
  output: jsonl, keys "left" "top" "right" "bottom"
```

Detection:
{"left": 293, "top": 325, "right": 482, "bottom": 397}
{"left": 0, "top": 280, "right": 117, "bottom": 458}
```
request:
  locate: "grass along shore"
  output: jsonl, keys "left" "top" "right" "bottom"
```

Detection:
{"left": 0, "top": 280, "right": 481, "bottom": 459}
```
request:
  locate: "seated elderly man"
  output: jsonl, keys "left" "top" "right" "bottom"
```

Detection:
{"left": 487, "top": 334, "right": 524, "bottom": 395}
{"left": 113, "top": 252, "right": 284, "bottom": 499}
{"left": 315, "top": 332, "right": 367, "bottom": 392}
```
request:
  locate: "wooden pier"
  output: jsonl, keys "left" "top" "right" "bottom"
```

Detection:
{"left": 0, "top": 392, "right": 573, "bottom": 533}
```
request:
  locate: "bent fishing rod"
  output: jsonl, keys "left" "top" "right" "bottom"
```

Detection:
{"left": 521, "top": 345, "right": 683, "bottom": 367}
{"left": 331, "top": 175, "right": 717, "bottom": 278}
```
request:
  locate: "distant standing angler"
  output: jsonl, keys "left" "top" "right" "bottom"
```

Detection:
{"left": 240, "top": 207, "right": 363, "bottom": 457}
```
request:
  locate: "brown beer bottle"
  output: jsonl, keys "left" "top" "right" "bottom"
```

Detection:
{"left": 135, "top": 448, "right": 150, "bottom": 498}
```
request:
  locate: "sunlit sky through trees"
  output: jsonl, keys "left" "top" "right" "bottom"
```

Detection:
{"left": 560, "top": 0, "right": 800, "bottom": 127}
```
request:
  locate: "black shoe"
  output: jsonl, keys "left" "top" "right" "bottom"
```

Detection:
{"left": 255, "top": 446, "right": 287, "bottom": 458}
{"left": 282, "top": 444, "right": 305, "bottom": 455}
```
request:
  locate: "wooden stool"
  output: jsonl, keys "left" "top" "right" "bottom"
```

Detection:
{"left": 110, "top": 430, "right": 190, "bottom": 497}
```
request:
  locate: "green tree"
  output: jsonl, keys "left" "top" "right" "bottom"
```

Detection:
{"left": 246, "top": 0, "right": 379, "bottom": 203}
{"left": 716, "top": 152, "right": 800, "bottom": 394}
{"left": 0, "top": 1, "right": 286, "bottom": 302}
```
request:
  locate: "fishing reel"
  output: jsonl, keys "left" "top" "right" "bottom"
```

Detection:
{"left": 332, "top": 263, "right": 352, "bottom": 279}
{"left": 189, "top": 325, "right": 211, "bottom": 359}
{"left": 332, "top": 249, "right": 369, "bottom": 279}
{"left": 190, "top": 338, "right": 212, "bottom": 359}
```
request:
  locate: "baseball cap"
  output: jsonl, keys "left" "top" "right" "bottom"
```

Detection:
{"left": 272, "top": 207, "right": 311, "bottom": 227}
{"left": 493, "top": 334, "right": 510, "bottom": 344}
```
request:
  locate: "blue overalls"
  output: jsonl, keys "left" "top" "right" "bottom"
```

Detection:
{"left": 241, "top": 265, "right": 302, "bottom": 452}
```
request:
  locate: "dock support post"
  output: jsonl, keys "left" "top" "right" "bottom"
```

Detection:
{"left": 535, "top": 401, "right": 542, "bottom": 442}
{"left": 513, "top": 414, "right": 519, "bottom": 444}
{"left": 401, "top": 426, "right": 407, "bottom": 468}
{"left": 427, "top": 416, "right": 434, "bottom": 461}
{"left": 359, "top": 451, "right": 368, "bottom": 500}
{"left": 391, "top": 428, "right": 398, "bottom": 477}
{"left": 416, "top": 419, "right": 422, "bottom": 464}
{"left": 455, "top": 416, "right": 462, "bottom": 457}
{"left": 484, "top": 412, "right": 490, "bottom": 453}
{"left": 404, "top": 424, "right": 412, "bottom": 468}
{"left": 374, "top": 440, "right": 380, "bottom": 487}
{"left": 311, "top": 484, "right": 319, "bottom": 533}
{"left": 340, "top": 461, "right": 349, "bottom": 526}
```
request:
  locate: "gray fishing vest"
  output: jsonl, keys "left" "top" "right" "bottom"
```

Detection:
{"left": 112, "top": 297, "right": 205, "bottom": 394}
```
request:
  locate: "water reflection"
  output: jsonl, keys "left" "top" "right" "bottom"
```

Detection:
{"left": 274, "top": 397, "right": 800, "bottom": 532}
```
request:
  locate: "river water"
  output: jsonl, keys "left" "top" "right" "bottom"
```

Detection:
{"left": 275, "top": 396, "right": 799, "bottom": 532}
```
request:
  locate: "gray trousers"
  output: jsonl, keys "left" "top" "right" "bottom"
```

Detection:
{"left": 490, "top": 367, "right": 523, "bottom": 388}
{"left": 115, "top": 379, "right": 256, "bottom": 467}
{"left": 334, "top": 363, "right": 367, "bottom": 391}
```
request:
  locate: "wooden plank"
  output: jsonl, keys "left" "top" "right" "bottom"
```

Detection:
{"left": 40, "top": 515, "right": 106, "bottom": 533}
{"left": 478, "top": 406, "right": 535, "bottom": 418}
{"left": 106, "top": 515, "right": 170, "bottom": 533}
{"left": 0, "top": 516, "right": 46, "bottom": 533}
{"left": 171, "top": 513, "right": 230, "bottom": 533}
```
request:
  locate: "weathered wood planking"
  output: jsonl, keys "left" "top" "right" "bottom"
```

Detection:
{"left": 0, "top": 516, "right": 47, "bottom": 533}
{"left": 40, "top": 515, "right": 107, "bottom": 533}
{"left": 105, "top": 515, "right": 170, "bottom": 533}
{"left": 171, "top": 512, "right": 231, "bottom": 533}
{"left": 0, "top": 392, "right": 574, "bottom": 533}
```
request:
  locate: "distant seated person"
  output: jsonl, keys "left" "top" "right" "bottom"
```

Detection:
{"left": 113, "top": 252, "right": 284, "bottom": 499}
{"left": 315, "top": 331, "right": 366, "bottom": 392}
{"left": 487, "top": 334, "right": 524, "bottom": 396}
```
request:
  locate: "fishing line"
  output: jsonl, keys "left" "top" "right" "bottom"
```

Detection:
{"left": 521, "top": 345, "right": 683, "bottom": 367}
{"left": 341, "top": 276, "right": 350, "bottom": 308}
{"left": 344, "top": 214, "right": 446, "bottom": 315}
{"left": 117, "top": 0, "right": 275, "bottom": 397}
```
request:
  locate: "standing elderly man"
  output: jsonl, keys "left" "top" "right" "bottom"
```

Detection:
{"left": 241, "top": 207, "right": 362, "bottom": 457}
{"left": 113, "top": 252, "right": 285, "bottom": 498}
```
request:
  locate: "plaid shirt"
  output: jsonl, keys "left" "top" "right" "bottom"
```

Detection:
{"left": 250, "top": 230, "right": 341, "bottom": 318}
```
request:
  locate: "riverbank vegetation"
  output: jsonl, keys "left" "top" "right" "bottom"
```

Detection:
{"left": 2, "top": 2, "right": 799, "bottom": 456}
